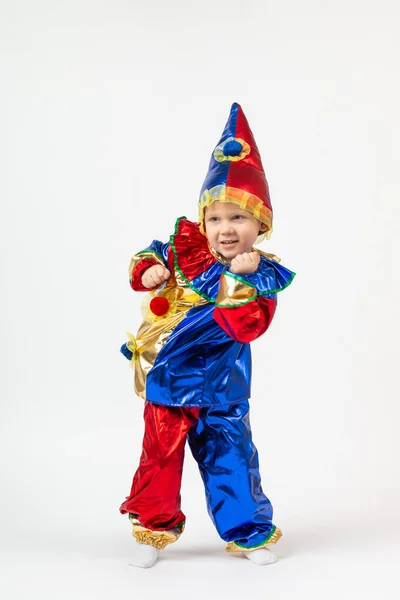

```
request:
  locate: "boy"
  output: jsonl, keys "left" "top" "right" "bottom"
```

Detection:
{"left": 120, "top": 103, "right": 295, "bottom": 568}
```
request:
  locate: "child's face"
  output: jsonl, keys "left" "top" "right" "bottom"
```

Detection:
{"left": 204, "top": 201, "right": 266, "bottom": 260}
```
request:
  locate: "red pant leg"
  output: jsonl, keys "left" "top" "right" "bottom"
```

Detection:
{"left": 120, "top": 402, "right": 199, "bottom": 531}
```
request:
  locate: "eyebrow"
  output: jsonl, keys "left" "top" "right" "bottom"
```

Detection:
{"left": 207, "top": 212, "right": 246, "bottom": 218}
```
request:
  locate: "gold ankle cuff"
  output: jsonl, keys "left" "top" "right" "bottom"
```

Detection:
{"left": 226, "top": 526, "right": 282, "bottom": 553}
{"left": 130, "top": 519, "right": 184, "bottom": 550}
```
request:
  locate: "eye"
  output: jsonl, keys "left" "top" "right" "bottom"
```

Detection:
{"left": 208, "top": 216, "right": 219, "bottom": 222}
{"left": 232, "top": 215, "right": 245, "bottom": 220}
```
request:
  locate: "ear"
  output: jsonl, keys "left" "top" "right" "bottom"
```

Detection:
{"left": 258, "top": 222, "right": 269, "bottom": 235}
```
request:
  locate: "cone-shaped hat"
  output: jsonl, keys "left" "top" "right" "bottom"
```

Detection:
{"left": 199, "top": 103, "right": 272, "bottom": 238}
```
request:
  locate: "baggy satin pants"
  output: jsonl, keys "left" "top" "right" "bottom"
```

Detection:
{"left": 120, "top": 400, "right": 276, "bottom": 549}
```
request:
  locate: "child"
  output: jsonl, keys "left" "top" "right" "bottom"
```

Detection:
{"left": 120, "top": 103, "right": 295, "bottom": 568}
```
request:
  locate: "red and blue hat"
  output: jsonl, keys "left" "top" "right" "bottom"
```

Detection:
{"left": 199, "top": 103, "right": 273, "bottom": 238}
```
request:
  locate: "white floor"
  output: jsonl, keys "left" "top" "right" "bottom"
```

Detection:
{"left": 1, "top": 521, "right": 399, "bottom": 600}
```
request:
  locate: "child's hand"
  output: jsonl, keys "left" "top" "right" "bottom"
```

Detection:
{"left": 141, "top": 265, "right": 171, "bottom": 288}
{"left": 230, "top": 252, "right": 260, "bottom": 275}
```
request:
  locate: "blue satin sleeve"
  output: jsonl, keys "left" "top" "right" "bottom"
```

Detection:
{"left": 139, "top": 239, "right": 170, "bottom": 268}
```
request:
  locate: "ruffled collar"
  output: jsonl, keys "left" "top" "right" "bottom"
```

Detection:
{"left": 170, "top": 216, "right": 296, "bottom": 301}
{"left": 170, "top": 217, "right": 218, "bottom": 282}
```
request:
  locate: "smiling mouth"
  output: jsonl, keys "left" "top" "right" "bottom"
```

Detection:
{"left": 220, "top": 240, "right": 238, "bottom": 245}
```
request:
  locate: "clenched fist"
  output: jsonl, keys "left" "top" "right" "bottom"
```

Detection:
{"left": 230, "top": 252, "right": 260, "bottom": 275}
{"left": 141, "top": 264, "right": 171, "bottom": 288}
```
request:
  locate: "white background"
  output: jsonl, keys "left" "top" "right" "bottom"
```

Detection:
{"left": 1, "top": 0, "right": 400, "bottom": 598}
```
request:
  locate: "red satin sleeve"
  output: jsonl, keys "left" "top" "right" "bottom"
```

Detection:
{"left": 213, "top": 296, "right": 277, "bottom": 343}
{"left": 129, "top": 258, "right": 159, "bottom": 292}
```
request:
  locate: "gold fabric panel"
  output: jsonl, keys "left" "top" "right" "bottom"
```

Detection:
{"left": 131, "top": 272, "right": 207, "bottom": 398}
{"left": 133, "top": 311, "right": 186, "bottom": 398}
{"left": 215, "top": 273, "right": 256, "bottom": 307}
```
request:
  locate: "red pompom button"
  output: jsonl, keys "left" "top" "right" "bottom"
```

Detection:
{"left": 149, "top": 296, "right": 170, "bottom": 316}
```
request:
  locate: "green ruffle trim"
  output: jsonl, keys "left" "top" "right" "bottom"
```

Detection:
{"left": 258, "top": 270, "right": 296, "bottom": 295}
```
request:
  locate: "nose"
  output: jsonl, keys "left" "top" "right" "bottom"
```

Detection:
{"left": 220, "top": 220, "right": 235, "bottom": 235}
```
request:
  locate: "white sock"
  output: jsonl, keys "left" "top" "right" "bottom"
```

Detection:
{"left": 244, "top": 546, "right": 278, "bottom": 565}
{"left": 130, "top": 544, "right": 160, "bottom": 569}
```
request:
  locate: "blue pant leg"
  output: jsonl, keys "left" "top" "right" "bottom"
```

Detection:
{"left": 188, "top": 400, "right": 278, "bottom": 549}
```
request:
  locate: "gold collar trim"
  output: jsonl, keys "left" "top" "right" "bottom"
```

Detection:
{"left": 208, "top": 244, "right": 231, "bottom": 265}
